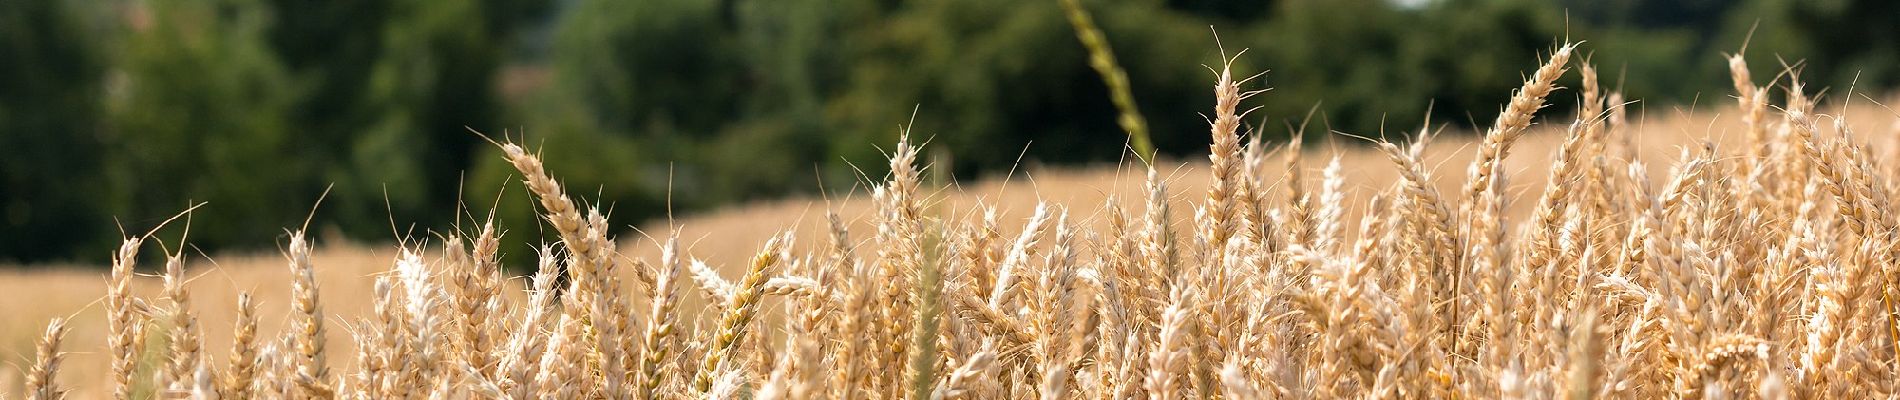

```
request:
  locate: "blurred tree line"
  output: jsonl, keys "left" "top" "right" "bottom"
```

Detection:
{"left": 2, "top": 0, "right": 1894, "bottom": 264}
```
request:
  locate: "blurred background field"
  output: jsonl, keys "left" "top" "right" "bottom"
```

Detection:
{"left": 5, "top": 0, "right": 1899, "bottom": 267}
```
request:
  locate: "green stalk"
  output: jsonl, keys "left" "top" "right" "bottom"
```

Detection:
{"left": 1059, "top": 0, "right": 1155, "bottom": 165}
{"left": 905, "top": 228, "right": 945, "bottom": 399}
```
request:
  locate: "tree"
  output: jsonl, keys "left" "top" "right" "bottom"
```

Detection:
{"left": 0, "top": 0, "right": 110, "bottom": 261}
{"left": 105, "top": 0, "right": 305, "bottom": 252}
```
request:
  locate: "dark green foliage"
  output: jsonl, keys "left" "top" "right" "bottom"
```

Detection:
{"left": 4, "top": 0, "right": 1898, "bottom": 264}
{"left": 104, "top": 0, "right": 304, "bottom": 256}
{"left": 1779, "top": 0, "right": 1900, "bottom": 90}
{"left": 0, "top": 0, "right": 110, "bottom": 261}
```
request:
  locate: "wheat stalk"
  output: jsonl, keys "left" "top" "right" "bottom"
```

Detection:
{"left": 25, "top": 318, "right": 69, "bottom": 400}
{"left": 692, "top": 235, "right": 788, "bottom": 393}
{"left": 106, "top": 237, "right": 145, "bottom": 400}
{"left": 636, "top": 236, "right": 684, "bottom": 399}
{"left": 284, "top": 231, "right": 332, "bottom": 398}
{"left": 222, "top": 292, "right": 259, "bottom": 399}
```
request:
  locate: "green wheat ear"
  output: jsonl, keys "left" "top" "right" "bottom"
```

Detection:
{"left": 905, "top": 224, "right": 946, "bottom": 400}
{"left": 134, "top": 323, "right": 168, "bottom": 400}
{"left": 1059, "top": 0, "right": 1155, "bottom": 166}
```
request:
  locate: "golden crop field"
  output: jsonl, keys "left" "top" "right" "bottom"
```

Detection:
{"left": 5, "top": 41, "right": 1900, "bottom": 399}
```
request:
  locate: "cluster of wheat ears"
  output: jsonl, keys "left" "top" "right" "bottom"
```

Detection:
{"left": 15, "top": 40, "right": 1900, "bottom": 399}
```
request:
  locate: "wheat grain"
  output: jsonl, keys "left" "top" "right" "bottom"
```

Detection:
{"left": 284, "top": 231, "right": 332, "bottom": 398}
{"left": 692, "top": 235, "right": 787, "bottom": 393}
{"left": 25, "top": 318, "right": 68, "bottom": 400}
{"left": 636, "top": 236, "right": 684, "bottom": 399}
{"left": 107, "top": 237, "right": 145, "bottom": 400}
{"left": 222, "top": 292, "right": 258, "bottom": 399}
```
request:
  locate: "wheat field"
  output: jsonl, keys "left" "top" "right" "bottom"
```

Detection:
{"left": 6, "top": 41, "right": 1900, "bottom": 398}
